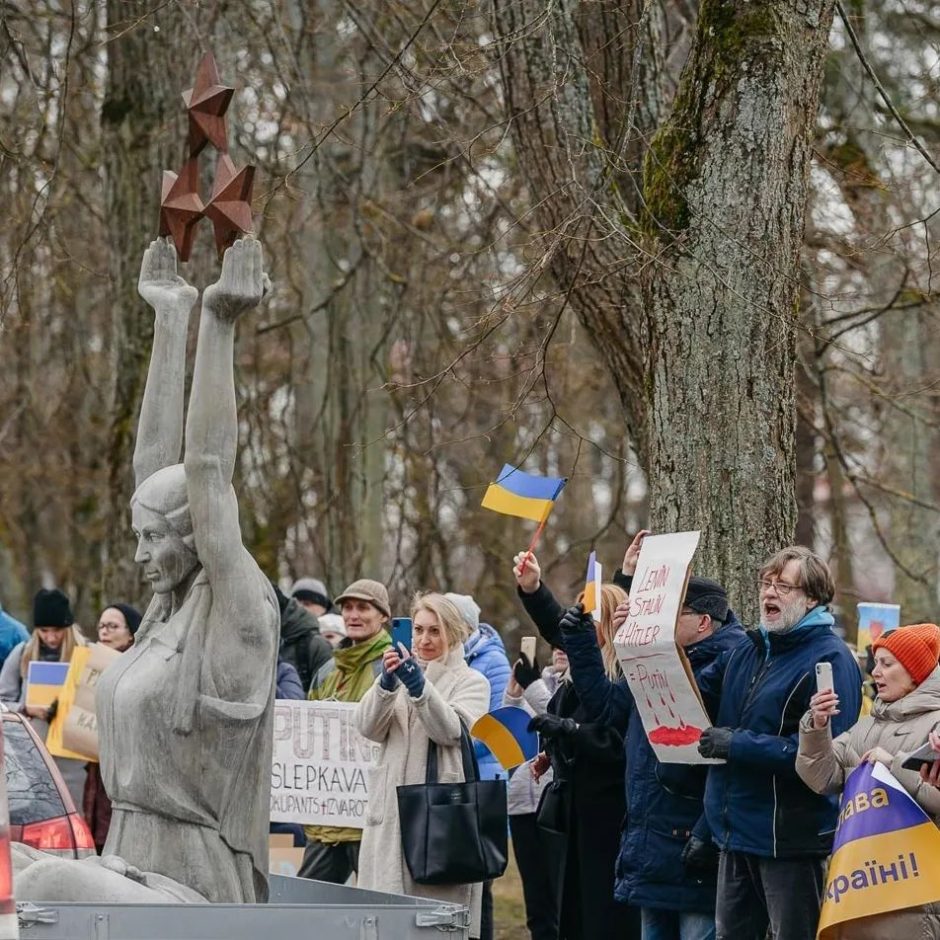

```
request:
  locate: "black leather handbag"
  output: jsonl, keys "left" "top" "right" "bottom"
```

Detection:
{"left": 396, "top": 722, "right": 508, "bottom": 885}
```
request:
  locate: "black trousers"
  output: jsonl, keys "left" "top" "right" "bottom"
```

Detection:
{"left": 510, "top": 812, "right": 562, "bottom": 940}
{"left": 298, "top": 839, "right": 361, "bottom": 884}
{"left": 715, "top": 850, "right": 825, "bottom": 940}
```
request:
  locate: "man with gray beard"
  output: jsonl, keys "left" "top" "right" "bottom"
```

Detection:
{"left": 693, "top": 547, "right": 861, "bottom": 940}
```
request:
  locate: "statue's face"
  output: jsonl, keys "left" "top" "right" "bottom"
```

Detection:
{"left": 132, "top": 502, "right": 198, "bottom": 595}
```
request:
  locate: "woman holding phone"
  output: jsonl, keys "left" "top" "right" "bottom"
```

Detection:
{"left": 797, "top": 622, "right": 940, "bottom": 939}
{"left": 355, "top": 593, "right": 490, "bottom": 936}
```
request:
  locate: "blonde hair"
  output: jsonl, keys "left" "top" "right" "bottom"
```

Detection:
{"left": 577, "top": 583, "right": 627, "bottom": 681}
{"left": 410, "top": 592, "right": 471, "bottom": 653}
{"left": 20, "top": 626, "right": 87, "bottom": 678}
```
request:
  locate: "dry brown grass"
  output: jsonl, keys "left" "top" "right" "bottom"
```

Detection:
{"left": 493, "top": 845, "right": 530, "bottom": 940}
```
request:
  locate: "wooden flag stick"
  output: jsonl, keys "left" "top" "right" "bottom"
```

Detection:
{"left": 518, "top": 517, "right": 549, "bottom": 577}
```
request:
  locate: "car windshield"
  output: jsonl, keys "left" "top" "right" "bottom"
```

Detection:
{"left": 3, "top": 719, "right": 66, "bottom": 825}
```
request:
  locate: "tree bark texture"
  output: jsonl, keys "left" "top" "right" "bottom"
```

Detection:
{"left": 493, "top": 0, "right": 836, "bottom": 619}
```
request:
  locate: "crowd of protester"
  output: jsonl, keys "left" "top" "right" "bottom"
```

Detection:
{"left": 3, "top": 534, "right": 940, "bottom": 939}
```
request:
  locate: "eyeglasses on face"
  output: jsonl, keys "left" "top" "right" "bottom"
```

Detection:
{"left": 97, "top": 621, "right": 127, "bottom": 632}
{"left": 757, "top": 579, "right": 801, "bottom": 596}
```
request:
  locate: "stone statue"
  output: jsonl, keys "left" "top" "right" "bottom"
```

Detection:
{"left": 85, "top": 235, "right": 280, "bottom": 903}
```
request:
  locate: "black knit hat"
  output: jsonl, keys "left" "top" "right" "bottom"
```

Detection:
{"left": 684, "top": 577, "right": 729, "bottom": 624}
{"left": 33, "top": 588, "right": 73, "bottom": 629}
{"left": 107, "top": 603, "right": 143, "bottom": 636}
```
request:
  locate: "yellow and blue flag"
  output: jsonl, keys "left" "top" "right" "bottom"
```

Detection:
{"left": 817, "top": 760, "right": 940, "bottom": 938}
{"left": 471, "top": 706, "right": 539, "bottom": 771}
{"left": 26, "top": 661, "right": 70, "bottom": 709}
{"left": 584, "top": 551, "right": 602, "bottom": 620}
{"left": 481, "top": 464, "right": 567, "bottom": 524}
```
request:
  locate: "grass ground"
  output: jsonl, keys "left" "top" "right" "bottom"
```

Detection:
{"left": 492, "top": 846, "right": 529, "bottom": 940}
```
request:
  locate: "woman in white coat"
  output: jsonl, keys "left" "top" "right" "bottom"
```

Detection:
{"left": 355, "top": 593, "right": 490, "bottom": 933}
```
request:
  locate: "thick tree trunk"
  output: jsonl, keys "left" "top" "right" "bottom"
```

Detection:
{"left": 493, "top": 0, "right": 836, "bottom": 620}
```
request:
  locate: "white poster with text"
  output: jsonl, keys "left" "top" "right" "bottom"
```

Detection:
{"left": 270, "top": 700, "right": 380, "bottom": 827}
{"left": 614, "top": 530, "right": 720, "bottom": 764}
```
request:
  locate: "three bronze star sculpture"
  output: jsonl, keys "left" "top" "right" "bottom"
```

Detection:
{"left": 158, "top": 53, "right": 255, "bottom": 261}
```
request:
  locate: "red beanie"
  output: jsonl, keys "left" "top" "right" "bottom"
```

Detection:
{"left": 872, "top": 623, "right": 940, "bottom": 685}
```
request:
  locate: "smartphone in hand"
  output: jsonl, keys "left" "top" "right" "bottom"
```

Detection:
{"left": 902, "top": 741, "right": 940, "bottom": 773}
{"left": 390, "top": 617, "right": 412, "bottom": 653}
{"left": 521, "top": 636, "right": 537, "bottom": 663}
{"left": 815, "top": 661, "right": 834, "bottom": 695}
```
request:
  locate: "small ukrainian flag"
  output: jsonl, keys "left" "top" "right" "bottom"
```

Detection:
{"left": 26, "top": 661, "right": 69, "bottom": 709}
{"left": 584, "top": 551, "right": 602, "bottom": 620}
{"left": 480, "top": 464, "right": 567, "bottom": 523}
{"left": 471, "top": 706, "right": 539, "bottom": 771}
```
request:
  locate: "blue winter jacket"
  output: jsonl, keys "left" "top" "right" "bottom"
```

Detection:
{"left": 0, "top": 607, "right": 27, "bottom": 670}
{"left": 696, "top": 607, "right": 861, "bottom": 859}
{"left": 276, "top": 660, "right": 305, "bottom": 700}
{"left": 464, "top": 623, "right": 511, "bottom": 780}
{"left": 565, "top": 616, "right": 748, "bottom": 912}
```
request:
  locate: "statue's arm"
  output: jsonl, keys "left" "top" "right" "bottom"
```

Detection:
{"left": 134, "top": 239, "right": 198, "bottom": 488}
{"left": 184, "top": 238, "right": 265, "bottom": 603}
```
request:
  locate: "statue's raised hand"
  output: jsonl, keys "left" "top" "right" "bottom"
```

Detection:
{"left": 202, "top": 237, "right": 265, "bottom": 323}
{"left": 138, "top": 238, "right": 198, "bottom": 313}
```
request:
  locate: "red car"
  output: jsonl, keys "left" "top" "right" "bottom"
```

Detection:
{"left": 2, "top": 707, "right": 94, "bottom": 857}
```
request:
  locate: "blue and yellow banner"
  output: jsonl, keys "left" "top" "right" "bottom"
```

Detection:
{"left": 471, "top": 706, "right": 538, "bottom": 771}
{"left": 480, "top": 464, "right": 567, "bottom": 524}
{"left": 25, "top": 660, "right": 70, "bottom": 709}
{"left": 817, "top": 761, "right": 940, "bottom": 938}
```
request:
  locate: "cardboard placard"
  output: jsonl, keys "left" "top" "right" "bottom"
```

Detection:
{"left": 613, "top": 531, "right": 719, "bottom": 765}
{"left": 270, "top": 700, "right": 379, "bottom": 827}
{"left": 51, "top": 643, "right": 121, "bottom": 761}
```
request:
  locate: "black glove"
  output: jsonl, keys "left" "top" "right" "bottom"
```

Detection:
{"left": 558, "top": 604, "right": 594, "bottom": 636}
{"left": 697, "top": 726, "right": 733, "bottom": 759}
{"left": 528, "top": 714, "right": 578, "bottom": 739}
{"left": 46, "top": 699, "right": 59, "bottom": 722}
{"left": 513, "top": 653, "right": 540, "bottom": 689}
{"left": 680, "top": 835, "right": 719, "bottom": 876}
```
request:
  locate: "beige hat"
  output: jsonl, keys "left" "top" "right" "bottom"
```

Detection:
{"left": 334, "top": 579, "right": 391, "bottom": 619}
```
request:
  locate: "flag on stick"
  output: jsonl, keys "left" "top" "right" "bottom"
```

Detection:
{"left": 584, "top": 551, "right": 602, "bottom": 620}
{"left": 481, "top": 464, "right": 567, "bottom": 523}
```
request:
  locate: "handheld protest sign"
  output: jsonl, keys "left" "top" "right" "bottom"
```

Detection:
{"left": 856, "top": 602, "right": 900, "bottom": 654}
{"left": 817, "top": 761, "right": 940, "bottom": 938}
{"left": 613, "top": 531, "right": 717, "bottom": 764}
{"left": 25, "top": 661, "right": 69, "bottom": 709}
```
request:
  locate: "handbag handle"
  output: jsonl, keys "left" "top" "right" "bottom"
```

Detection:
{"left": 425, "top": 719, "right": 481, "bottom": 785}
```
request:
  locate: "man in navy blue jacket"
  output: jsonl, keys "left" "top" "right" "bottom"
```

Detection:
{"left": 694, "top": 546, "right": 861, "bottom": 940}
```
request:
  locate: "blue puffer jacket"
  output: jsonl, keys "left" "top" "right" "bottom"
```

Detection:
{"left": 0, "top": 606, "right": 27, "bottom": 670}
{"left": 565, "top": 616, "right": 748, "bottom": 912}
{"left": 697, "top": 607, "right": 862, "bottom": 858}
{"left": 465, "top": 623, "right": 511, "bottom": 780}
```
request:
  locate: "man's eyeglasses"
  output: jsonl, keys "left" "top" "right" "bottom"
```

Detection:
{"left": 757, "top": 579, "right": 801, "bottom": 596}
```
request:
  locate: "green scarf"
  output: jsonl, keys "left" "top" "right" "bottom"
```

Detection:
{"left": 309, "top": 630, "right": 391, "bottom": 703}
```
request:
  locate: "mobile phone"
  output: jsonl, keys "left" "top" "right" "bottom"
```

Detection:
{"left": 902, "top": 741, "right": 940, "bottom": 773}
{"left": 521, "top": 636, "right": 537, "bottom": 663}
{"left": 815, "top": 661, "right": 834, "bottom": 695}
{"left": 390, "top": 617, "right": 412, "bottom": 652}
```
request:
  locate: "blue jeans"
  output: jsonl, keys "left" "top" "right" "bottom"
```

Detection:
{"left": 641, "top": 908, "right": 715, "bottom": 940}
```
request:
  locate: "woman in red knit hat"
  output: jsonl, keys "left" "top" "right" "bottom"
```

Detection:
{"left": 795, "top": 623, "right": 940, "bottom": 938}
